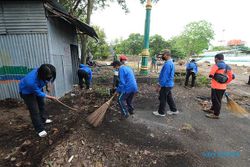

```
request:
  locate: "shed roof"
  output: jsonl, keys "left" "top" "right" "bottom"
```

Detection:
{"left": 44, "top": 0, "right": 98, "bottom": 41}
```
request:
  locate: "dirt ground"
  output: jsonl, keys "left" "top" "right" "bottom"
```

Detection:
{"left": 0, "top": 64, "right": 249, "bottom": 167}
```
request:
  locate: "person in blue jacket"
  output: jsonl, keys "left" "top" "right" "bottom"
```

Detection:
{"left": 112, "top": 60, "right": 138, "bottom": 119}
{"left": 78, "top": 64, "right": 92, "bottom": 89}
{"left": 185, "top": 59, "right": 198, "bottom": 88}
{"left": 19, "top": 64, "right": 57, "bottom": 137}
{"left": 153, "top": 49, "right": 179, "bottom": 117}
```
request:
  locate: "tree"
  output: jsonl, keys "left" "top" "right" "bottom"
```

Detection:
{"left": 113, "top": 33, "right": 144, "bottom": 55}
{"left": 149, "top": 34, "right": 169, "bottom": 56}
{"left": 88, "top": 26, "right": 110, "bottom": 59}
{"left": 60, "top": 0, "right": 129, "bottom": 63}
{"left": 174, "top": 20, "right": 215, "bottom": 56}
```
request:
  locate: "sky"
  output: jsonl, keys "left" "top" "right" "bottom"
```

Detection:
{"left": 91, "top": 0, "right": 250, "bottom": 46}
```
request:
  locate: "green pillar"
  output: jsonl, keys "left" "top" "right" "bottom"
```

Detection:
{"left": 140, "top": 0, "right": 152, "bottom": 75}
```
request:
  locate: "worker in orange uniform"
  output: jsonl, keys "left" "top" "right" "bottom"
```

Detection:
{"left": 204, "top": 53, "right": 235, "bottom": 119}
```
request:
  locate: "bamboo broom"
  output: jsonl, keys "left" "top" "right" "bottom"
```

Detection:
{"left": 225, "top": 93, "right": 249, "bottom": 117}
{"left": 87, "top": 95, "right": 115, "bottom": 127}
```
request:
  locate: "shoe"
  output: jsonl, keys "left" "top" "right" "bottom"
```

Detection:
{"left": 38, "top": 130, "right": 47, "bottom": 137}
{"left": 119, "top": 114, "right": 129, "bottom": 120}
{"left": 203, "top": 109, "right": 214, "bottom": 114}
{"left": 45, "top": 119, "right": 53, "bottom": 124}
{"left": 128, "top": 110, "right": 135, "bottom": 115}
{"left": 167, "top": 110, "right": 180, "bottom": 115}
{"left": 152, "top": 111, "right": 166, "bottom": 117}
{"left": 205, "top": 113, "right": 219, "bottom": 119}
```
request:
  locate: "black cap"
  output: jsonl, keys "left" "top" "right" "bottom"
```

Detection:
{"left": 111, "top": 60, "right": 122, "bottom": 67}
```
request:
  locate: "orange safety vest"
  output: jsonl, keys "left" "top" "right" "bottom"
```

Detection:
{"left": 209, "top": 63, "right": 234, "bottom": 90}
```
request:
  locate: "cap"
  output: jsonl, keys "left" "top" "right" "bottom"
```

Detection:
{"left": 111, "top": 60, "right": 122, "bottom": 67}
{"left": 119, "top": 55, "right": 128, "bottom": 61}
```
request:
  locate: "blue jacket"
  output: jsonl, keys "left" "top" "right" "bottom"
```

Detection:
{"left": 186, "top": 62, "right": 198, "bottom": 74}
{"left": 19, "top": 69, "right": 47, "bottom": 98}
{"left": 79, "top": 64, "right": 92, "bottom": 82}
{"left": 159, "top": 59, "right": 175, "bottom": 87}
{"left": 116, "top": 65, "right": 138, "bottom": 93}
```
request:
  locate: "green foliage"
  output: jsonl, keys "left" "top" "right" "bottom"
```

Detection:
{"left": 197, "top": 75, "right": 210, "bottom": 87}
{"left": 211, "top": 46, "right": 230, "bottom": 51}
{"left": 170, "top": 20, "right": 215, "bottom": 57}
{"left": 167, "top": 37, "right": 186, "bottom": 59}
{"left": 114, "top": 33, "right": 144, "bottom": 55}
{"left": 149, "top": 35, "right": 170, "bottom": 56}
{"left": 88, "top": 26, "right": 110, "bottom": 59}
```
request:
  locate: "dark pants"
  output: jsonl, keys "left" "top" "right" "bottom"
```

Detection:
{"left": 78, "top": 70, "right": 90, "bottom": 89}
{"left": 20, "top": 93, "right": 47, "bottom": 133}
{"left": 248, "top": 75, "right": 250, "bottom": 85}
{"left": 185, "top": 70, "right": 196, "bottom": 87}
{"left": 158, "top": 87, "right": 177, "bottom": 114}
{"left": 210, "top": 89, "right": 225, "bottom": 116}
{"left": 118, "top": 92, "right": 135, "bottom": 117}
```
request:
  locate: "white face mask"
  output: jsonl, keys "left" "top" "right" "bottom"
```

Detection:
{"left": 124, "top": 61, "right": 128, "bottom": 64}
{"left": 114, "top": 70, "right": 119, "bottom": 76}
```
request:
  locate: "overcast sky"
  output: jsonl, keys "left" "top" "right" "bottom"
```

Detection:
{"left": 92, "top": 0, "right": 250, "bottom": 46}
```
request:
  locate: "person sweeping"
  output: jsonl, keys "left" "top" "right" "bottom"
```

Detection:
{"left": 204, "top": 53, "right": 235, "bottom": 119}
{"left": 112, "top": 60, "right": 138, "bottom": 119}
{"left": 19, "top": 64, "right": 57, "bottom": 137}
{"left": 78, "top": 64, "right": 92, "bottom": 90}
{"left": 111, "top": 55, "right": 128, "bottom": 94}
{"left": 185, "top": 59, "right": 198, "bottom": 88}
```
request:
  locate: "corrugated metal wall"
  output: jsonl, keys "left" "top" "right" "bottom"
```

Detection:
{"left": 47, "top": 17, "right": 78, "bottom": 97}
{"left": 0, "top": 1, "right": 49, "bottom": 99}
{"left": 0, "top": 0, "right": 47, "bottom": 34}
{"left": 0, "top": 33, "right": 50, "bottom": 99}
{"left": 0, "top": 0, "right": 79, "bottom": 99}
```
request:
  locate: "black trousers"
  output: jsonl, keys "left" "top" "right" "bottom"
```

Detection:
{"left": 210, "top": 89, "right": 225, "bottom": 116}
{"left": 185, "top": 70, "right": 196, "bottom": 87}
{"left": 158, "top": 87, "right": 177, "bottom": 114}
{"left": 78, "top": 70, "right": 90, "bottom": 89}
{"left": 118, "top": 92, "right": 135, "bottom": 116}
{"left": 20, "top": 93, "right": 47, "bottom": 133}
{"left": 248, "top": 75, "right": 250, "bottom": 85}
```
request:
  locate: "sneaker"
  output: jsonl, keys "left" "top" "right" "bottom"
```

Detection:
{"left": 203, "top": 109, "right": 214, "bottom": 114}
{"left": 205, "top": 113, "right": 219, "bottom": 119}
{"left": 152, "top": 111, "right": 166, "bottom": 117}
{"left": 38, "top": 130, "right": 47, "bottom": 137}
{"left": 167, "top": 110, "right": 180, "bottom": 115}
{"left": 119, "top": 114, "right": 129, "bottom": 120}
{"left": 45, "top": 119, "right": 53, "bottom": 124}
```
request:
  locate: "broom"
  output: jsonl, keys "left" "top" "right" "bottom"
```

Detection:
{"left": 87, "top": 95, "right": 115, "bottom": 127}
{"left": 54, "top": 99, "right": 77, "bottom": 111}
{"left": 224, "top": 93, "right": 249, "bottom": 116}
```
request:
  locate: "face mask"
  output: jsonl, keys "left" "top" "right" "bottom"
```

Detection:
{"left": 124, "top": 61, "right": 128, "bottom": 64}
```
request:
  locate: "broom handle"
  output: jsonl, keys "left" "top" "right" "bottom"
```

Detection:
{"left": 106, "top": 95, "right": 116, "bottom": 105}
{"left": 54, "top": 99, "right": 77, "bottom": 111}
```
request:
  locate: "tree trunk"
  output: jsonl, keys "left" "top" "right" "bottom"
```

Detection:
{"left": 81, "top": 0, "right": 94, "bottom": 64}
